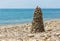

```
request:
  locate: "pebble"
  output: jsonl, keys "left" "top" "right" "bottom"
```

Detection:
{"left": 0, "top": 19, "right": 60, "bottom": 41}
{"left": 29, "top": 39, "right": 36, "bottom": 41}
{"left": 28, "top": 34, "right": 34, "bottom": 38}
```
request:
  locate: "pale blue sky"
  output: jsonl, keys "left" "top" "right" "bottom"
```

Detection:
{"left": 0, "top": 0, "right": 60, "bottom": 8}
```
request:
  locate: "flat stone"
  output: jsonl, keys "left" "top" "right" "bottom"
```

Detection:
{"left": 28, "top": 34, "right": 34, "bottom": 38}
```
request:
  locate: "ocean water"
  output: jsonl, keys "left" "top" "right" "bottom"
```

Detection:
{"left": 0, "top": 9, "right": 60, "bottom": 24}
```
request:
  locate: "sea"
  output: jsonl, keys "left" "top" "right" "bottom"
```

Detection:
{"left": 0, "top": 9, "right": 60, "bottom": 24}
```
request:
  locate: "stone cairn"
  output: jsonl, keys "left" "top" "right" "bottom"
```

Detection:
{"left": 31, "top": 6, "right": 45, "bottom": 33}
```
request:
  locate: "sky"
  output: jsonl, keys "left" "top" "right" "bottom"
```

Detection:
{"left": 0, "top": 0, "right": 60, "bottom": 9}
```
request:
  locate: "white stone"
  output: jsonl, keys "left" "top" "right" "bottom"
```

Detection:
{"left": 28, "top": 34, "right": 34, "bottom": 37}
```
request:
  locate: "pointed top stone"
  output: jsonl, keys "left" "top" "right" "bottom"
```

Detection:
{"left": 35, "top": 6, "right": 41, "bottom": 9}
{"left": 34, "top": 6, "right": 42, "bottom": 15}
{"left": 34, "top": 6, "right": 41, "bottom": 12}
{"left": 36, "top": 6, "right": 40, "bottom": 8}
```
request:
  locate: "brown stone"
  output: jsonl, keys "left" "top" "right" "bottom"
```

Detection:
{"left": 31, "top": 6, "right": 44, "bottom": 33}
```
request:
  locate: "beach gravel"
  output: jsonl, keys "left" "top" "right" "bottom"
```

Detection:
{"left": 0, "top": 19, "right": 60, "bottom": 41}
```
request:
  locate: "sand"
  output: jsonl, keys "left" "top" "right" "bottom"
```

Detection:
{"left": 0, "top": 19, "right": 60, "bottom": 41}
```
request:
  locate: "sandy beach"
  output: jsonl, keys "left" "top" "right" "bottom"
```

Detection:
{"left": 0, "top": 19, "right": 60, "bottom": 41}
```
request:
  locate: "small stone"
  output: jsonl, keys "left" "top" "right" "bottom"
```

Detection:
{"left": 55, "top": 33, "right": 60, "bottom": 36}
{"left": 46, "top": 38, "right": 51, "bottom": 41}
{"left": 29, "top": 39, "right": 36, "bottom": 41}
{"left": 45, "top": 26, "right": 52, "bottom": 31}
{"left": 28, "top": 34, "right": 34, "bottom": 38}
{"left": 40, "top": 35, "right": 45, "bottom": 37}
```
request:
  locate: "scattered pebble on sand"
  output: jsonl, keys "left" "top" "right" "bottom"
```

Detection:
{"left": 0, "top": 19, "right": 60, "bottom": 41}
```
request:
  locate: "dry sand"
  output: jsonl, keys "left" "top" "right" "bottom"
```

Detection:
{"left": 0, "top": 19, "right": 60, "bottom": 41}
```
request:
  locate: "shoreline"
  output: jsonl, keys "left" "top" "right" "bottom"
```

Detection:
{"left": 0, "top": 18, "right": 60, "bottom": 25}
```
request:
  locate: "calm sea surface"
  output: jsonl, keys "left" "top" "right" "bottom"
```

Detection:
{"left": 0, "top": 9, "right": 60, "bottom": 24}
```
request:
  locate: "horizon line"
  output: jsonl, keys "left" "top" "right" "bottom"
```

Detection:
{"left": 0, "top": 8, "right": 60, "bottom": 9}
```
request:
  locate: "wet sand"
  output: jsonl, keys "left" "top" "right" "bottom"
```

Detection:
{"left": 0, "top": 19, "right": 60, "bottom": 41}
